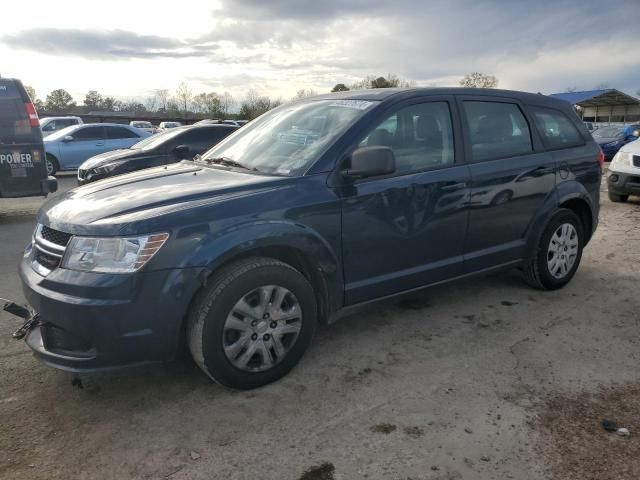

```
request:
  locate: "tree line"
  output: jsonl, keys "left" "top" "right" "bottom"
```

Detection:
{"left": 25, "top": 72, "right": 501, "bottom": 121}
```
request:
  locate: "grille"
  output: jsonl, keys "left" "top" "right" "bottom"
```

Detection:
{"left": 40, "top": 225, "right": 72, "bottom": 247}
{"left": 41, "top": 324, "right": 92, "bottom": 354}
{"left": 633, "top": 155, "right": 640, "bottom": 168}
{"left": 34, "top": 249, "right": 61, "bottom": 270}
{"left": 77, "top": 169, "right": 86, "bottom": 180}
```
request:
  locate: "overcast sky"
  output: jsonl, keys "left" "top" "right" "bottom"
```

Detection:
{"left": 1, "top": 0, "right": 639, "bottom": 104}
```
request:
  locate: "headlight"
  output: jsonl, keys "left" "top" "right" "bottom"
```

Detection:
{"left": 93, "top": 161, "right": 126, "bottom": 176}
{"left": 611, "top": 152, "right": 632, "bottom": 167}
{"left": 61, "top": 233, "right": 169, "bottom": 273}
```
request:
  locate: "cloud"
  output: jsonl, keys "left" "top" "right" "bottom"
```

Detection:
{"left": 2, "top": 28, "right": 216, "bottom": 59}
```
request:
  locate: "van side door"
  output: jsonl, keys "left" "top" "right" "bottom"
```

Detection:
{"left": 457, "top": 96, "right": 556, "bottom": 272}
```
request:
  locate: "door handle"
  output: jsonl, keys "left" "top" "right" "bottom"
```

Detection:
{"left": 441, "top": 182, "right": 466, "bottom": 191}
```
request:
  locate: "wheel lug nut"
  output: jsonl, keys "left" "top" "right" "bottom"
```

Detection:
{"left": 251, "top": 320, "right": 258, "bottom": 327}
{"left": 263, "top": 334, "right": 270, "bottom": 341}
{"left": 263, "top": 313, "right": 270, "bottom": 320}
{"left": 251, "top": 333, "right": 258, "bottom": 340}
{"left": 270, "top": 321, "right": 277, "bottom": 329}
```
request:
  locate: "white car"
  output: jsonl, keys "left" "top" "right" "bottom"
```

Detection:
{"left": 158, "top": 121, "right": 181, "bottom": 130}
{"left": 129, "top": 121, "right": 158, "bottom": 134}
{"left": 607, "top": 132, "right": 640, "bottom": 202}
{"left": 40, "top": 116, "right": 83, "bottom": 137}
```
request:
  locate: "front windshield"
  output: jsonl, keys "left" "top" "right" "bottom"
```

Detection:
{"left": 131, "top": 127, "right": 186, "bottom": 150}
{"left": 201, "top": 99, "right": 378, "bottom": 175}
{"left": 593, "top": 126, "right": 623, "bottom": 138}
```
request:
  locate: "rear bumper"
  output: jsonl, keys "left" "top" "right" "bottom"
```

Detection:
{"left": 607, "top": 170, "right": 640, "bottom": 196}
{"left": 19, "top": 255, "right": 205, "bottom": 372}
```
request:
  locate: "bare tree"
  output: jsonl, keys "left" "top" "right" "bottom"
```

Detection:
{"left": 219, "top": 92, "right": 236, "bottom": 116}
{"left": 175, "top": 83, "right": 193, "bottom": 116}
{"left": 459, "top": 72, "right": 499, "bottom": 88}
{"left": 145, "top": 95, "right": 158, "bottom": 112}
{"left": 155, "top": 89, "right": 170, "bottom": 112}
{"left": 295, "top": 89, "right": 318, "bottom": 99}
{"left": 192, "top": 92, "right": 222, "bottom": 116}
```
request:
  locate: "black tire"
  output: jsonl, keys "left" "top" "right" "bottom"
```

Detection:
{"left": 186, "top": 257, "right": 317, "bottom": 389}
{"left": 45, "top": 154, "right": 59, "bottom": 176}
{"left": 608, "top": 192, "right": 629, "bottom": 203}
{"left": 523, "top": 209, "right": 584, "bottom": 290}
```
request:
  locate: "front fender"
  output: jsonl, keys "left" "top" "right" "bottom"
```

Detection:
{"left": 159, "top": 219, "right": 344, "bottom": 315}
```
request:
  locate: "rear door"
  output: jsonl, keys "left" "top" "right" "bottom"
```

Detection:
{"left": 104, "top": 125, "right": 143, "bottom": 151}
{"left": 457, "top": 96, "right": 556, "bottom": 272}
{"left": 0, "top": 79, "right": 47, "bottom": 197}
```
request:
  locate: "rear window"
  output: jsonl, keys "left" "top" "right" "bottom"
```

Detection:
{"left": 0, "top": 80, "right": 36, "bottom": 144}
{"left": 531, "top": 107, "right": 584, "bottom": 149}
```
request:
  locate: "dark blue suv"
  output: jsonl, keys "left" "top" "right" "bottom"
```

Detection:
{"left": 18, "top": 88, "right": 602, "bottom": 389}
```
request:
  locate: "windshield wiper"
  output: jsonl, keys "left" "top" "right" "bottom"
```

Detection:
{"left": 204, "top": 156, "right": 259, "bottom": 172}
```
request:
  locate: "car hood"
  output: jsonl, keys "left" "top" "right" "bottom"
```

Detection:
{"left": 618, "top": 138, "right": 640, "bottom": 155}
{"left": 79, "top": 148, "right": 145, "bottom": 170}
{"left": 38, "top": 161, "right": 287, "bottom": 235}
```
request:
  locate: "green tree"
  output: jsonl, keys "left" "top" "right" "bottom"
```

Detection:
{"left": 239, "top": 89, "right": 279, "bottom": 120}
{"left": 24, "top": 85, "right": 36, "bottom": 101}
{"left": 459, "top": 72, "right": 499, "bottom": 88}
{"left": 45, "top": 89, "right": 76, "bottom": 111}
{"left": 192, "top": 92, "right": 222, "bottom": 116}
{"left": 219, "top": 92, "right": 235, "bottom": 116}
{"left": 100, "top": 97, "right": 117, "bottom": 111}
{"left": 295, "top": 89, "right": 318, "bottom": 99}
{"left": 351, "top": 74, "right": 414, "bottom": 90}
{"left": 83, "top": 90, "right": 103, "bottom": 109}
{"left": 331, "top": 83, "right": 350, "bottom": 92}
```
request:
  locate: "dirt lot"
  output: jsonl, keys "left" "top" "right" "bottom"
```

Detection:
{"left": 1, "top": 176, "right": 639, "bottom": 480}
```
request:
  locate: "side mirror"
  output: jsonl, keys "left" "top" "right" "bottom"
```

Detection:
{"left": 343, "top": 146, "right": 395, "bottom": 179}
{"left": 174, "top": 144, "right": 190, "bottom": 157}
{"left": 62, "top": 135, "right": 74, "bottom": 143}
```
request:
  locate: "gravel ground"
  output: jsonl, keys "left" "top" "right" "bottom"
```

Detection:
{"left": 1, "top": 174, "right": 639, "bottom": 480}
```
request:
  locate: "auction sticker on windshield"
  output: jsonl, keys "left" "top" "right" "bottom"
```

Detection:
{"left": 327, "top": 100, "right": 375, "bottom": 110}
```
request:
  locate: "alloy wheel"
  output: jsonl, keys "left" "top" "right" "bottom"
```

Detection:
{"left": 547, "top": 223, "right": 579, "bottom": 279}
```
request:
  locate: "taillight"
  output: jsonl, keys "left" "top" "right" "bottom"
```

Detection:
{"left": 25, "top": 102, "right": 39, "bottom": 127}
{"left": 597, "top": 147, "right": 605, "bottom": 173}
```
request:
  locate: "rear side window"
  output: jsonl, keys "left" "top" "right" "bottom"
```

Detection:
{"left": 105, "top": 126, "right": 139, "bottom": 139}
{"left": 73, "top": 126, "right": 105, "bottom": 140}
{"left": 531, "top": 108, "right": 584, "bottom": 149}
{"left": 0, "top": 81, "right": 34, "bottom": 144}
{"left": 463, "top": 101, "right": 532, "bottom": 161}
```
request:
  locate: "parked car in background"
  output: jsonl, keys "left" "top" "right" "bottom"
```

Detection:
{"left": 158, "top": 121, "right": 181, "bottom": 130}
{"left": 607, "top": 131, "right": 640, "bottom": 202}
{"left": 129, "top": 121, "right": 158, "bottom": 134}
{"left": 18, "top": 88, "right": 601, "bottom": 389}
{"left": 592, "top": 124, "right": 640, "bottom": 160}
{"left": 584, "top": 121, "right": 595, "bottom": 131}
{"left": 40, "top": 116, "right": 83, "bottom": 137}
{"left": 44, "top": 123, "right": 150, "bottom": 174}
{"left": 237, "top": 120, "right": 249, "bottom": 126}
{"left": 77, "top": 124, "right": 238, "bottom": 184}
{"left": 0, "top": 77, "right": 57, "bottom": 197}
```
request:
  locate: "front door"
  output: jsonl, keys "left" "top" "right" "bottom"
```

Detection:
{"left": 340, "top": 98, "right": 471, "bottom": 304}
{"left": 59, "top": 125, "right": 107, "bottom": 169}
{"left": 457, "top": 97, "right": 556, "bottom": 272}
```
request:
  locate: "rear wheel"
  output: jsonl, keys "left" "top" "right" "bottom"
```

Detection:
{"left": 524, "top": 209, "right": 583, "bottom": 290}
{"left": 187, "top": 257, "right": 317, "bottom": 389}
{"left": 45, "top": 154, "right": 58, "bottom": 176}
{"left": 608, "top": 192, "right": 629, "bottom": 203}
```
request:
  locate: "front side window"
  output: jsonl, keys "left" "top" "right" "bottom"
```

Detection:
{"left": 202, "top": 99, "right": 377, "bottom": 175}
{"left": 73, "top": 126, "right": 105, "bottom": 141}
{"left": 531, "top": 108, "right": 584, "bottom": 149}
{"left": 359, "top": 102, "right": 455, "bottom": 174}
{"left": 463, "top": 101, "right": 532, "bottom": 161}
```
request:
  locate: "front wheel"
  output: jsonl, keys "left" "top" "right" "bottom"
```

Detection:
{"left": 187, "top": 257, "right": 317, "bottom": 389}
{"left": 523, "top": 209, "right": 584, "bottom": 290}
{"left": 45, "top": 154, "right": 58, "bottom": 176}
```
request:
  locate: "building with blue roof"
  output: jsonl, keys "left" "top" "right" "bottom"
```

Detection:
{"left": 549, "top": 89, "right": 640, "bottom": 124}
